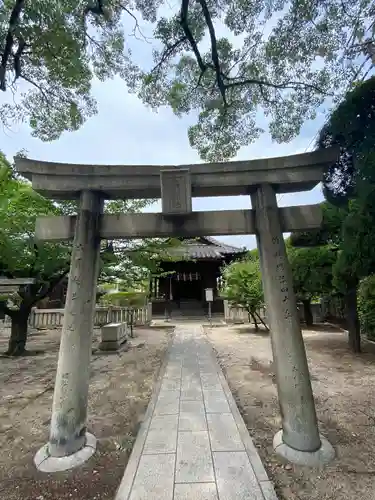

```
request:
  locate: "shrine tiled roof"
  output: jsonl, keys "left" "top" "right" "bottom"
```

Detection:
{"left": 168, "top": 237, "right": 246, "bottom": 260}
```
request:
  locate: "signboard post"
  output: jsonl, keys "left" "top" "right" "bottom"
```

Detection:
{"left": 205, "top": 288, "right": 213, "bottom": 326}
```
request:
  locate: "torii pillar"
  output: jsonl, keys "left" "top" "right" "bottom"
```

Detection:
{"left": 252, "top": 184, "right": 335, "bottom": 466}
{"left": 34, "top": 191, "right": 103, "bottom": 472}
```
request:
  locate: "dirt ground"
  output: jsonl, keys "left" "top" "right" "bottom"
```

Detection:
{"left": 205, "top": 324, "right": 375, "bottom": 500}
{"left": 0, "top": 324, "right": 172, "bottom": 500}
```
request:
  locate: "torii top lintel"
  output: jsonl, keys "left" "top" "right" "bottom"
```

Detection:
{"left": 15, "top": 147, "right": 338, "bottom": 200}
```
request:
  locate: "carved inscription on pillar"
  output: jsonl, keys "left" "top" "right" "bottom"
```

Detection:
{"left": 160, "top": 168, "right": 192, "bottom": 214}
{"left": 271, "top": 235, "right": 292, "bottom": 321}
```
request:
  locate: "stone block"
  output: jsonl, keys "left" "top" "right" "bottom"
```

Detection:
{"left": 160, "top": 378, "right": 181, "bottom": 392}
{"left": 160, "top": 168, "right": 192, "bottom": 214}
{"left": 207, "top": 413, "right": 245, "bottom": 452}
{"left": 200, "top": 374, "right": 222, "bottom": 391}
{"left": 129, "top": 453, "right": 175, "bottom": 500}
{"left": 181, "top": 387, "right": 203, "bottom": 401}
{"left": 213, "top": 451, "right": 264, "bottom": 500}
{"left": 99, "top": 322, "right": 127, "bottom": 351}
{"left": 180, "top": 400, "right": 205, "bottom": 414}
{"left": 175, "top": 431, "right": 214, "bottom": 483}
{"left": 174, "top": 483, "right": 218, "bottom": 500}
{"left": 149, "top": 414, "right": 179, "bottom": 432}
{"left": 203, "top": 390, "right": 230, "bottom": 413}
{"left": 143, "top": 428, "right": 178, "bottom": 454}
{"left": 154, "top": 390, "right": 180, "bottom": 415}
{"left": 179, "top": 411, "right": 207, "bottom": 431}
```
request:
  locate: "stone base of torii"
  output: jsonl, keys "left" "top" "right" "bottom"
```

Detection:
{"left": 16, "top": 149, "right": 337, "bottom": 472}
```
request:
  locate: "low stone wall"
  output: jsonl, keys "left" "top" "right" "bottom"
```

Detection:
{"left": 224, "top": 301, "right": 323, "bottom": 325}
{"left": 3, "top": 304, "right": 152, "bottom": 328}
{"left": 320, "top": 296, "right": 346, "bottom": 326}
{"left": 224, "top": 301, "right": 267, "bottom": 324}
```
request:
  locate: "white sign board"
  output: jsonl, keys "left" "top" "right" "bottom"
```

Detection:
{"left": 205, "top": 288, "right": 213, "bottom": 302}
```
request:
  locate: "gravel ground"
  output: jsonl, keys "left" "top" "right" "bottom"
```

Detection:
{"left": 0, "top": 324, "right": 172, "bottom": 500}
{"left": 205, "top": 324, "right": 375, "bottom": 500}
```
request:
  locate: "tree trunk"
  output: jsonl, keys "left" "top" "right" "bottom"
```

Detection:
{"left": 5, "top": 306, "right": 31, "bottom": 356}
{"left": 250, "top": 312, "right": 258, "bottom": 331}
{"left": 345, "top": 288, "right": 361, "bottom": 353}
{"left": 302, "top": 299, "right": 313, "bottom": 326}
{"left": 255, "top": 311, "right": 269, "bottom": 331}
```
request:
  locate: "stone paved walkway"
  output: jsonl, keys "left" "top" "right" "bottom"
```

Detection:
{"left": 115, "top": 324, "right": 277, "bottom": 500}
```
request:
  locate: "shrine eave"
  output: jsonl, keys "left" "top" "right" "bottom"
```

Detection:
{"left": 162, "top": 237, "right": 246, "bottom": 260}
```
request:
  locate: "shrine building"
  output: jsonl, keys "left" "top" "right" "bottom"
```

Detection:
{"left": 150, "top": 237, "right": 246, "bottom": 317}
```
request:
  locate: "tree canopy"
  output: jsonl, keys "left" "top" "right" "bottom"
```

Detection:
{"left": 1, "top": 1, "right": 374, "bottom": 158}
{"left": 0, "top": 159, "right": 70, "bottom": 285}
{"left": 287, "top": 240, "right": 336, "bottom": 325}
{"left": 290, "top": 77, "right": 375, "bottom": 350}
{"left": 288, "top": 243, "right": 336, "bottom": 300}
{"left": 317, "top": 77, "right": 375, "bottom": 287}
{"left": 221, "top": 256, "right": 267, "bottom": 330}
{"left": 319, "top": 76, "right": 375, "bottom": 205}
{"left": 289, "top": 201, "right": 345, "bottom": 248}
{"left": 0, "top": 157, "right": 72, "bottom": 355}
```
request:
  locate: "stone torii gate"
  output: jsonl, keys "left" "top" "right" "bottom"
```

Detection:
{"left": 16, "top": 149, "right": 337, "bottom": 472}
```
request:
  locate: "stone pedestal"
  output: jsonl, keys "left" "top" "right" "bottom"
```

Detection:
{"left": 99, "top": 322, "right": 127, "bottom": 351}
{"left": 252, "top": 185, "right": 334, "bottom": 466}
{"left": 34, "top": 191, "right": 103, "bottom": 472}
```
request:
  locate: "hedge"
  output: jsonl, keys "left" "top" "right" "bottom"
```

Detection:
{"left": 358, "top": 275, "right": 375, "bottom": 341}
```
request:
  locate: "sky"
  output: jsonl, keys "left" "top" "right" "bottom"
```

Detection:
{"left": 1, "top": 9, "right": 326, "bottom": 251}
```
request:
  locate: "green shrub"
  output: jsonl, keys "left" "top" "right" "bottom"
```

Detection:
{"left": 358, "top": 275, "right": 375, "bottom": 340}
{"left": 100, "top": 291, "right": 147, "bottom": 307}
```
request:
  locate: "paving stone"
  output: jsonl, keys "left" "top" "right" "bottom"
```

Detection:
{"left": 181, "top": 381, "right": 200, "bottom": 393}
{"left": 182, "top": 368, "right": 200, "bottom": 379}
{"left": 174, "top": 483, "right": 218, "bottom": 500}
{"left": 154, "top": 391, "right": 180, "bottom": 415}
{"left": 161, "top": 378, "right": 181, "bottom": 391}
{"left": 164, "top": 370, "right": 182, "bottom": 380}
{"left": 129, "top": 453, "right": 175, "bottom": 500}
{"left": 175, "top": 431, "right": 215, "bottom": 483}
{"left": 149, "top": 414, "right": 179, "bottom": 431}
{"left": 213, "top": 451, "right": 264, "bottom": 500}
{"left": 180, "top": 387, "right": 203, "bottom": 401}
{"left": 180, "top": 399, "right": 205, "bottom": 414}
{"left": 207, "top": 413, "right": 245, "bottom": 452}
{"left": 199, "top": 365, "right": 217, "bottom": 375}
{"left": 179, "top": 411, "right": 207, "bottom": 431}
{"left": 143, "top": 428, "right": 178, "bottom": 454}
{"left": 200, "top": 374, "right": 222, "bottom": 390}
{"left": 181, "top": 376, "right": 200, "bottom": 384}
{"left": 203, "top": 390, "right": 230, "bottom": 413}
{"left": 165, "top": 362, "right": 182, "bottom": 373}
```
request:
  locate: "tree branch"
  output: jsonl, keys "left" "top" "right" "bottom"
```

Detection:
{"left": 118, "top": 3, "right": 151, "bottom": 43}
{"left": 30, "top": 269, "right": 69, "bottom": 306}
{"left": 19, "top": 73, "right": 52, "bottom": 107}
{"left": 177, "top": 0, "right": 328, "bottom": 109}
{"left": 225, "top": 77, "right": 328, "bottom": 95}
{"left": 180, "top": 0, "right": 209, "bottom": 82}
{"left": 151, "top": 37, "right": 187, "bottom": 74}
{"left": 197, "top": 0, "right": 227, "bottom": 106}
{"left": 0, "top": 0, "right": 25, "bottom": 91}
{"left": 13, "top": 37, "right": 26, "bottom": 82}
